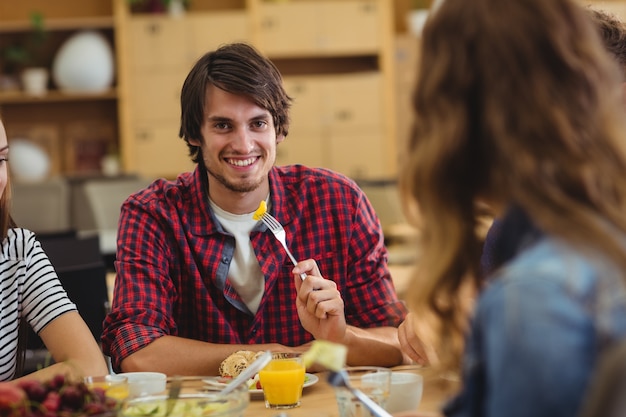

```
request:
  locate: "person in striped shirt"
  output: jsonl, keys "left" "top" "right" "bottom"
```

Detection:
{"left": 0, "top": 117, "right": 108, "bottom": 382}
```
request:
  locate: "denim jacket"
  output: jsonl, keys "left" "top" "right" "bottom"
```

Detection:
{"left": 446, "top": 211, "right": 626, "bottom": 417}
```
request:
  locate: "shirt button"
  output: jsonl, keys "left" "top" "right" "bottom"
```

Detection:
{"left": 221, "top": 256, "right": 229, "bottom": 264}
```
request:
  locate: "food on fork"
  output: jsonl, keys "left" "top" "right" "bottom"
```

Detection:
{"left": 219, "top": 350, "right": 266, "bottom": 378}
{"left": 252, "top": 200, "right": 267, "bottom": 221}
{"left": 302, "top": 340, "right": 348, "bottom": 371}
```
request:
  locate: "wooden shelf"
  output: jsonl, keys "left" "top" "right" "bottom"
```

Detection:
{"left": 0, "top": 89, "right": 118, "bottom": 105}
{"left": 0, "top": 16, "right": 114, "bottom": 33}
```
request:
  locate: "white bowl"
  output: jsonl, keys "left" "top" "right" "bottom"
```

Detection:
{"left": 117, "top": 372, "right": 167, "bottom": 398}
{"left": 386, "top": 372, "right": 424, "bottom": 413}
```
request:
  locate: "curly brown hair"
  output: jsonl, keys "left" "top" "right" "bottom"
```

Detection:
{"left": 588, "top": 7, "right": 626, "bottom": 79}
{"left": 401, "top": 0, "right": 626, "bottom": 372}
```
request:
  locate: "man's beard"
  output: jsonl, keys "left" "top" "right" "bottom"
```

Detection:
{"left": 207, "top": 166, "right": 263, "bottom": 193}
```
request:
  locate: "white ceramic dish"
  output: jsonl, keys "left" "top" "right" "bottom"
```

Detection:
{"left": 117, "top": 371, "right": 167, "bottom": 397}
{"left": 204, "top": 373, "right": 319, "bottom": 400}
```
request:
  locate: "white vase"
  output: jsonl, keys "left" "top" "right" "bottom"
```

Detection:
{"left": 9, "top": 138, "right": 51, "bottom": 182}
{"left": 52, "top": 30, "right": 115, "bottom": 93}
{"left": 21, "top": 67, "right": 49, "bottom": 96}
{"left": 168, "top": 0, "right": 186, "bottom": 17}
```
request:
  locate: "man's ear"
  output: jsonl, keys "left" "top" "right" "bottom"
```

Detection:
{"left": 276, "top": 134, "right": 285, "bottom": 144}
{"left": 188, "top": 137, "right": 202, "bottom": 146}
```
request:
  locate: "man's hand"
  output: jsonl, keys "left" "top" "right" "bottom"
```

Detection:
{"left": 292, "top": 260, "right": 347, "bottom": 342}
{"left": 398, "top": 312, "right": 431, "bottom": 366}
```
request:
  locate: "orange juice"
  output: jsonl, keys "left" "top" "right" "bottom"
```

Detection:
{"left": 258, "top": 356, "right": 306, "bottom": 409}
{"left": 84, "top": 375, "right": 129, "bottom": 401}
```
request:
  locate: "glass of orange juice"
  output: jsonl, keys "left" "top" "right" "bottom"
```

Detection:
{"left": 84, "top": 375, "right": 129, "bottom": 401}
{"left": 258, "top": 352, "right": 306, "bottom": 409}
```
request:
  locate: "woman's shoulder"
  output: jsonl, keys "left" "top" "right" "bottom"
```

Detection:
{"left": 1, "top": 228, "right": 38, "bottom": 257}
{"left": 480, "top": 236, "right": 626, "bottom": 314}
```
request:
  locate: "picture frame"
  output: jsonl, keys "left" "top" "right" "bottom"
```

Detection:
{"left": 63, "top": 120, "right": 116, "bottom": 176}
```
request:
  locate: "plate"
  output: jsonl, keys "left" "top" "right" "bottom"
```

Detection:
{"left": 204, "top": 373, "right": 319, "bottom": 400}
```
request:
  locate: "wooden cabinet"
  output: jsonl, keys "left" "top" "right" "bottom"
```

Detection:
{"left": 116, "top": 0, "right": 397, "bottom": 180}
{"left": 121, "top": 16, "right": 190, "bottom": 179}
{"left": 1, "top": 0, "right": 399, "bottom": 182}
{"left": 127, "top": 17, "right": 191, "bottom": 73}
{"left": 277, "top": 72, "right": 387, "bottom": 178}
{"left": 116, "top": 1, "right": 249, "bottom": 179}
{"left": 252, "top": 0, "right": 398, "bottom": 180}
{"left": 257, "top": 1, "right": 381, "bottom": 56}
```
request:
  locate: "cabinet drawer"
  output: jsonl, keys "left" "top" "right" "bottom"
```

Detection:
{"left": 129, "top": 72, "right": 185, "bottom": 122}
{"left": 132, "top": 125, "right": 195, "bottom": 179}
{"left": 257, "top": 2, "right": 320, "bottom": 55}
{"left": 257, "top": 0, "right": 380, "bottom": 56}
{"left": 189, "top": 12, "right": 250, "bottom": 63}
{"left": 128, "top": 17, "right": 191, "bottom": 72}
{"left": 321, "top": 1, "right": 381, "bottom": 53}
{"left": 328, "top": 127, "right": 388, "bottom": 179}
{"left": 283, "top": 76, "right": 325, "bottom": 128}
{"left": 276, "top": 125, "right": 326, "bottom": 169}
{"left": 284, "top": 73, "right": 382, "bottom": 129}
{"left": 325, "top": 72, "right": 382, "bottom": 128}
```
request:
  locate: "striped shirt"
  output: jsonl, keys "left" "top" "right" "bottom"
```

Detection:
{"left": 0, "top": 228, "right": 76, "bottom": 380}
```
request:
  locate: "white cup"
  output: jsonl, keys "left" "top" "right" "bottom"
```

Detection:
{"left": 386, "top": 372, "right": 424, "bottom": 413}
{"left": 117, "top": 372, "right": 167, "bottom": 398}
{"left": 21, "top": 68, "right": 49, "bottom": 96}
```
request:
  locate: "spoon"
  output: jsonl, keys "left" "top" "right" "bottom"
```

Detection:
{"left": 327, "top": 370, "right": 392, "bottom": 417}
{"left": 219, "top": 350, "right": 272, "bottom": 396}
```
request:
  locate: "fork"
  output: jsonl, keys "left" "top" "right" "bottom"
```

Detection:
{"left": 259, "top": 212, "right": 308, "bottom": 281}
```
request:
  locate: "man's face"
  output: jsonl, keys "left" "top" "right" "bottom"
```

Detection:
{"left": 191, "top": 85, "right": 284, "bottom": 204}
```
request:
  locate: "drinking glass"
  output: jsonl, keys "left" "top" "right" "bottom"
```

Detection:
{"left": 334, "top": 366, "right": 392, "bottom": 417}
{"left": 84, "top": 374, "right": 130, "bottom": 401}
{"left": 258, "top": 352, "right": 306, "bottom": 409}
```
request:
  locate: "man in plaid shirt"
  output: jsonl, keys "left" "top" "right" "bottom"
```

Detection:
{"left": 102, "top": 43, "right": 409, "bottom": 375}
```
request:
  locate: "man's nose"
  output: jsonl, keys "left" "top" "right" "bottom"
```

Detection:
{"left": 231, "top": 129, "right": 255, "bottom": 153}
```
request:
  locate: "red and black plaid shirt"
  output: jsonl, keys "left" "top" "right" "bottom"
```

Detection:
{"left": 101, "top": 165, "right": 407, "bottom": 371}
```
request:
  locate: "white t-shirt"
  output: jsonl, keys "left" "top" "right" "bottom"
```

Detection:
{"left": 0, "top": 228, "right": 76, "bottom": 381}
{"left": 209, "top": 202, "right": 265, "bottom": 314}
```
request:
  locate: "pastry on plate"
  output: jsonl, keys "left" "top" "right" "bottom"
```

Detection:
{"left": 219, "top": 350, "right": 265, "bottom": 378}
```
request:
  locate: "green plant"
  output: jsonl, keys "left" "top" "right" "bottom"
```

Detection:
{"left": 127, "top": 0, "right": 190, "bottom": 13}
{"left": 1, "top": 12, "right": 47, "bottom": 75}
{"left": 410, "top": 0, "right": 430, "bottom": 8}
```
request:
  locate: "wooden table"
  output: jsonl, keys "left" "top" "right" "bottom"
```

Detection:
{"left": 166, "top": 366, "right": 457, "bottom": 417}
{"left": 239, "top": 367, "right": 458, "bottom": 417}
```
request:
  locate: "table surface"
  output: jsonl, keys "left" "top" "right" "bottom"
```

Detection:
{"left": 171, "top": 366, "right": 458, "bottom": 417}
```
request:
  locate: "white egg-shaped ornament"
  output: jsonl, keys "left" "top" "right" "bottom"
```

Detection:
{"left": 8, "top": 139, "right": 51, "bottom": 183}
{"left": 52, "top": 30, "right": 115, "bottom": 93}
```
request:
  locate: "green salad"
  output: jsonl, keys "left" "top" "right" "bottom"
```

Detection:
{"left": 122, "top": 398, "right": 232, "bottom": 417}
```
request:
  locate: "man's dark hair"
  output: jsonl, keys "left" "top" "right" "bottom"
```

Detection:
{"left": 179, "top": 42, "right": 292, "bottom": 163}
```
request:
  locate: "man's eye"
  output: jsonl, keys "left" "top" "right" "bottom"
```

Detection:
{"left": 253, "top": 120, "right": 267, "bottom": 128}
{"left": 215, "top": 123, "right": 230, "bottom": 130}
